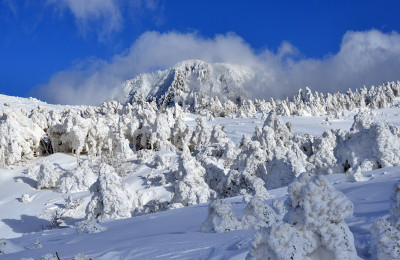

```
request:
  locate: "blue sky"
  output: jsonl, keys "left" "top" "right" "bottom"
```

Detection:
{"left": 1, "top": 0, "right": 400, "bottom": 105}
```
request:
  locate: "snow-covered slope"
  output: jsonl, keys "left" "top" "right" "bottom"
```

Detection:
{"left": 122, "top": 60, "right": 252, "bottom": 108}
{"left": 1, "top": 162, "right": 399, "bottom": 259}
{"left": 2, "top": 79, "right": 400, "bottom": 259}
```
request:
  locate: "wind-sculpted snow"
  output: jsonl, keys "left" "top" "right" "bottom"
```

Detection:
{"left": 247, "top": 173, "right": 357, "bottom": 260}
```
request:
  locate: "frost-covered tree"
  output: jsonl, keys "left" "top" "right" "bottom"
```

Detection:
{"left": 86, "top": 163, "right": 133, "bottom": 221}
{"left": 36, "top": 160, "right": 62, "bottom": 190}
{"left": 220, "top": 134, "right": 269, "bottom": 200}
{"left": 308, "top": 129, "right": 342, "bottom": 175}
{"left": 190, "top": 117, "right": 212, "bottom": 152}
{"left": 251, "top": 113, "right": 312, "bottom": 189}
{"left": 201, "top": 199, "right": 241, "bottom": 233}
{"left": 241, "top": 196, "right": 279, "bottom": 230}
{"left": 370, "top": 180, "right": 400, "bottom": 259}
{"left": 333, "top": 112, "right": 400, "bottom": 179}
{"left": 196, "top": 124, "right": 238, "bottom": 195}
{"left": 0, "top": 109, "right": 45, "bottom": 166}
{"left": 150, "top": 113, "right": 175, "bottom": 152}
{"left": 58, "top": 160, "right": 98, "bottom": 193}
{"left": 247, "top": 172, "right": 357, "bottom": 260}
{"left": 170, "top": 119, "right": 192, "bottom": 152}
{"left": 370, "top": 219, "right": 400, "bottom": 260}
{"left": 170, "top": 147, "right": 216, "bottom": 207}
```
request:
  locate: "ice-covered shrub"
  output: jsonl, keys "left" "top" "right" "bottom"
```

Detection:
{"left": 370, "top": 219, "right": 400, "bottom": 260}
{"left": 190, "top": 117, "right": 212, "bottom": 152}
{"left": 58, "top": 160, "right": 97, "bottom": 193}
{"left": 220, "top": 134, "right": 269, "bottom": 200}
{"left": 247, "top": 172, "right": 357, "bottom": 259}
{"left": 0, "top": 109, "right": 45, "bottom": 166}
{"left": 170, "top": 147, "right": 216, "bottom": 206}
{"left": 247, "top": 223, "right": 317, "bottom": 260}
{"left": 20, "top": 193, "right": 31, "bottom": 203}
{"left": 33, "top": 239, "right": 42, "bottom": 249}
{"left": 241, "top": 196, "right": 279, "bottom": 230}
{"left": 150, "top": 113, "right": 176, "bottom": 152}
{"left": 202, "top": 196, "right": 282, "bottom": 234}
{"left": 264, "top": 145, "right": 309, "bottom": 189}
{"left": 170, "top": 119, "right": 192, "bottom": 152}
{"left": 86, "top": 163, "right": 133, "bottom": 221}
{"left": 334, "top": 113, "right": 400, "bottom": 177}
{"left": 59, "top": 114, "right": 93, "bottom": 158}
{"left": 36, "top": 160, "right": 62, "bottom": 190}
{"left": 251, "top": 113, "right": 312, "bottom": 189}
{"left": 370, "top": 180, "right": 400, "bottom": 259}
{"left": 309, "top": 129, "right": 343, "bottom": 175}
{"left": 201, "top": 199, "right": 241, "bottom": 233}
{"left": 75, "top": 219, "right": 105, "bottom": 234}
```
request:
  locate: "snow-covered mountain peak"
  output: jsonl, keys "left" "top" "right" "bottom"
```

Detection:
{"left": 122, "top": 60, "right": 254, "bottom": 108}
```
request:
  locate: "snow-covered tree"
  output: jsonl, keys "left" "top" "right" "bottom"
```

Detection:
{"left": 370, "top": 180, "right": 400, "bottom": 259}
{"left": 170, "top": 147, "right": 216, "bottom": 207}
{"left": 370, "top": 219, "right": 400, "bottom": 259}
{"left": 0, "top": 109, "right": 45, "bottom": 166}
{"left": 220, "top": 134, "right": 269, "bottom": 200}
{"left": 190, "top": 117, "right": 212, "bottom": 152}
{"left": 333, "top": 113, "right": 400, "bottom": 178}
{"left": 36, "top": 160, "right": 62, "bottom": 190}
{"left": 58, "top": 160, "right": 98, "bottom": 193}
{"left": 86, "top": 163, "right": 133, "bottom": 221}
{"left": 247, "top": 172, "right": 357, "bottom": 259}
{"left": 201, "top": 199, "right": 241, "bottom": 233}
{"left": 241, "top": 196, "right": 279, "bottom": 230}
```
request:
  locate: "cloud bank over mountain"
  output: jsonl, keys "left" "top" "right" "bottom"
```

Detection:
{"left": 35, "top": 29, "right": 400, "bottom": 105}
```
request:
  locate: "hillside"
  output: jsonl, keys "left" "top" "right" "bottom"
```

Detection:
{"left": 1, "top": 80, "right": 400, "bottom": 259}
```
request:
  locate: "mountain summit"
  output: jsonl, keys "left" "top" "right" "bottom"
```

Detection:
{"left": 122, "top": 60, "right": 254, "bottom": 108}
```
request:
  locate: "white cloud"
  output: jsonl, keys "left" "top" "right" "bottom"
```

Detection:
{"left": 48, "top": 0, "right": 161, "bottom": 40}
{"left": 48, "top": 0, "right": 122, "bottom": 40}
{"left": 34, "top": 29, "right": 400, "bottom": 105}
